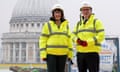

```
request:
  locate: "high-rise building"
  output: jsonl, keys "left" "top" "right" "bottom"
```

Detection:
{"left": 1, "top": 0, "right": 58, "bottom": 63}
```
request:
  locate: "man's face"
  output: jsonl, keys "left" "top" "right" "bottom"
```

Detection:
{"left": 81, "top": 7, "right": 92, "bottom": 18}
{"left": 53, "top": 10, "right": 62, "bottom": 21}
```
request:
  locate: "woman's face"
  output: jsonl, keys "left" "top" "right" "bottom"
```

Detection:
{"left": 53, "top": 10, "right": 62, "bottom": 21}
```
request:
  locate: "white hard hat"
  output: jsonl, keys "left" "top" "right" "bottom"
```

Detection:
{"left": 80, "top": 1, "right": 92, "bottom": 11}
{"left": 51, "top": 4, "right": 64, "bottom": 11}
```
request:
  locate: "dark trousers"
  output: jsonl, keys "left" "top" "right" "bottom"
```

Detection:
{"left": 47, "top": 54, "right": 67, "bottom": 72}
{"left": 77, "top": 52, "right": 100, "bottom": 72}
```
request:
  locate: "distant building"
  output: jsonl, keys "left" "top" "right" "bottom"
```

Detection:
{"left": 1, "top": 0, "right": 58, "bottom": 63}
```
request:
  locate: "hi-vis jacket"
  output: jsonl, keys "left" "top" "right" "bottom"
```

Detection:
{"left": 39, "top": 20, "right": 73, "bottom": 59}
{"left": 71, "top": 14, "right": 105, "bottom": 53}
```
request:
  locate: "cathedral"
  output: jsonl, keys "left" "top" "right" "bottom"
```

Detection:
{"left": 1, "top": 0, "right": 58, "bottom": 63}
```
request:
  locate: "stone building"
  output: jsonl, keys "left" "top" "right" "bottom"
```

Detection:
{"left": 1, "top": 0, "right": 58, "bottom": 63}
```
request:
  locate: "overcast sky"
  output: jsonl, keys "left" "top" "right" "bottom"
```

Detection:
{"left": 59, "top": 0, "right": 120, "bottom": 36}
{"left": 0, "top": 0, "right": 120, "bottom": 40}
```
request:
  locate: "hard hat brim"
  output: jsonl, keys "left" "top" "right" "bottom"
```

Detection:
{"left": 53, "top": 8, "right": 63, "bottom": 11}
{"left": 80, "top": 7, "right": 92, "bottom": 11}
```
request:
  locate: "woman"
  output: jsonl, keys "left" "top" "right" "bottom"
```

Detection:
{"left": 39, "top": 4, "right": 73, "bottom": 72}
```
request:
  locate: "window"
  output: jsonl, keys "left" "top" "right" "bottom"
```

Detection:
{"left": 17, "top": 24, "right": 19, "bottom": 27}
{"left": 21, "top": 57, "right": 26, "bottom": 62}
{"left": 21, "top": 50, "right": 26, "bottom": 56}
{"left": 13, "top": 24, "right": 15, "bottom": 27}
{"left": 14, "top": 42, "right": 20, "bottom": 63}
{"left": 37, "top": 23, "right": 40, "bottom": 27}
{"left": 15, "top": 42, "right": 19, "bottom": 48}
{"left": 15, "top": 57, "right": 19, "bottom": 62}
{"left": 35, "top": 42, "right": 39, "bottom": 48}
{"left": 36, "top": 50, "right": 40, "bottom": 62}
{"left": 10, "top": 42, "right": 13, "bottom": 62}
{"left": 21, "top": 42, "right": 26, "bottom": 62}
{"left": 31, "top": 23, "right": 34, "bottom": 27}
{"left": 26, "top": 23, "right": 28, "bottom": 27}
{"left": 35, "top": 42, "right": 40, "bottom": 63}
{"left": 15, "top": 49, "right": 19, "bottom": 56}
{"left": 21, "top": 50, "right": 26, "bottom": 62}
{"left": 21, "top": 42, "right": 26, "bottom": 48}
{"left": 10, "top": 42, "right": 13, "bottom": 48}
{"left": 15, "top": 50, "right": 19, "bottom": 62}
{"left": 21, "top": 24, "right": 23, "bottom": 27}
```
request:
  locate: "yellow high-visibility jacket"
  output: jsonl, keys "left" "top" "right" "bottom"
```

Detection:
{"left": 71, "top": 14, "right": 105, "bottom": 53}
{"left": 39, "top": 20, "right": 73, "bottom": 59}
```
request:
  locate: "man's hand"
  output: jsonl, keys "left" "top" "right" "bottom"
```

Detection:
{"left": 77, "top": 38, "right": 88, "bottom": 47}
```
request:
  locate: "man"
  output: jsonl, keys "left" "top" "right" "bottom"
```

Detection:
{"left": 71, "top": 2, "right": 105, "bottom": 72}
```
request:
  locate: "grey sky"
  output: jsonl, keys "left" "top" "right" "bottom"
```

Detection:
{"left": 0, "top": 0, "right": 120, "bottom": 37}
{"left": 59, "top": 0, "right": 120, "bottom": 36}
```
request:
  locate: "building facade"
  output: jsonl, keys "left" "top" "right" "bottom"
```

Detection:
{"left": 1, "top": 0, "right": 58, "bottom": 63}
